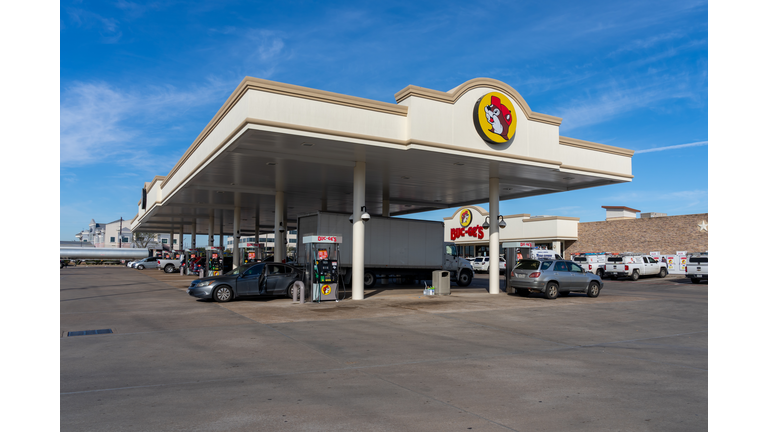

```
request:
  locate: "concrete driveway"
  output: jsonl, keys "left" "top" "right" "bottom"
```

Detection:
{"left": 61, "top": 267, "right": 707, "bottom": 431}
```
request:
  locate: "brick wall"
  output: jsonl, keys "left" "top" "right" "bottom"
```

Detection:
{"left": 564, "top": 213, "right": 708, "bottom": 258}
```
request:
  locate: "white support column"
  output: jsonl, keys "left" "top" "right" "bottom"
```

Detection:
{"left": 352, "top": 162, "right": 366, "bottom": 300}
{"left": 170, "top": 226, "right": 175, "bottom": 253}
{"left": 233, "top": 193, "right": 241, "bottom": 268}
{"left": 254, "top": 207, "right": 260, "bottom": 256}
{"left": 274, "top": 191, "right": 285, "bottom": 263}
{"left": 489, "top": 177, "right": 500, "bottom": 294}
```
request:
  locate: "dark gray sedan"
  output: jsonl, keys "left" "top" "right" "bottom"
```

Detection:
{"left": 187, "top": 262, "right": 303, "bottom": 302}
{"left": 509, "top": 259, "right": 603, "bottom": 299}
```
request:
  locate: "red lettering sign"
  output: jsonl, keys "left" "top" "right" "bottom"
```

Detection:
{"left": 451, "top": 225, "right": 485, "bottom": 240}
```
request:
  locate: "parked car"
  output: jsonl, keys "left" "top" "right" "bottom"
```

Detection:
{"left": 472, "top": 256, "right": 489, "bottom": 272}
{"left": 133, "top": 256, "right": 160, "bottom": 270}
{"left": 499, "top": 257, "right": 506, "bottom": 274}
{"left": 187, "top": 262, "right": 303, "bottom": 302}
{"left": 509, "top": 259, "right": 603, "bottom": 299}
{"left": 604, "top": 254, "right": 667, "bottom": 280}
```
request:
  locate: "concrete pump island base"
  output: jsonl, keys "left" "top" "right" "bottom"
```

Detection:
{"left": 131, "top": 77, "right": 634, "bottom": 301}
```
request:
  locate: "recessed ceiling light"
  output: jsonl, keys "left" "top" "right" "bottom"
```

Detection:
{"left": 401, "top": 176, "right": 410, "bottom": 180}
{"left": 230, "top": 183, "right": 235, "bottom": 185}
{"left": 301, "top": 142, "right": 314, "bottom": 147}
{"left": 563, "top": 177, "right": 574, "bottom": 180}
{"left": 266, "top": 162, "right": 276, "bottom": 166}
{"left": 434, "top": 199, "right": 442, "bottom": 202}
{"left": 503, "top": 187, "right": 513, "bottom": 191}
{"left": 453, "top": 162, "right": 464, "bottom": 166}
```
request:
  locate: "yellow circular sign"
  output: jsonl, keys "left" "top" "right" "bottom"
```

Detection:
{"left": 321, "top": 284, "right": 331, "bottom": 295}
{"left": 473, "top": 92, "right": 517, "bottom": 144}
{"left": 459, "top": 208, "right": 473, "bottom": 227}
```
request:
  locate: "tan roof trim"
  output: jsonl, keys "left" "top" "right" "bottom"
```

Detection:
{"left": 395, "top": 77, "right": 562, "bottom": 126}
{"left": 146, "top": 176, "right": 166, "bottom": 191}
{"left": 523, "top": 216, "right": 580, "bottom": 222}
{"left": 559, "top": 136, "right": 635, "bottom": 157}
{"left": 409, "top": 139, "right": 562, "bottom": 167}
{"left": 443, "top": 205, "right": 489, "bottom": 220}
{"left": 161, "top": 77, "right": 408, "bottom": 190}
{"left": 559, "top": 165, "right": 634, "bottom": 179}
{"left": 602, "top": 205, "right": 641, "bottom": 213}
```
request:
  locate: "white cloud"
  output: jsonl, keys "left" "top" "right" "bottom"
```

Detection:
{"left": 60, "top": 79, "right": 232, "bottom": 167}
{"left": 635, "top": 141, "right": 708, "bottom": 154}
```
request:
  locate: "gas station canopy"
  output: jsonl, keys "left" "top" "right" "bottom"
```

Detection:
{"left": 131, "top": 77, "right": 633, "bottom": 236}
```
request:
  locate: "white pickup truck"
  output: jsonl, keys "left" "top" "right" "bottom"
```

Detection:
{"left": 685, "top": 252, "right": 708, "bottom": 284}
{"left": 157, "top": 258, "right": 182, "bottom": 273}
{"left": 604, "top": 254, "right": 668, "bottom": 281}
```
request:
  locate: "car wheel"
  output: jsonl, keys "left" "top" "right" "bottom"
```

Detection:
{"left": 286, "top": 282, "right": 301, "bottom": 299}
{"left": 630, "top": 270, "right": 640, "bottom": 281}
{"left": 164, "top": 265, "right": 175, "bottom": 273}
{"left": 363, "top": 271, "right": 376, "bottom": 288}
{"left": 560, "top": 291, "right": 570, "bottom": 296}
{"left": 137, "top": 265, "right": 145, "bottom": 270}
{"left": 691, "top": 278, "right": 700, "bottom": 284}
{"left": 597, "top": 269, "right": 604, "bottom": 278}
{"left": 544, "top": 282, "right": 559, "bottom": 299}
{"left": 658, "top": 267, "right": 668, "bottom": 278}
{"left": 213, "top": 286, "right": 233, "bottom": 302}
{"left": 516, "top": 288, "right": 530, "bottom": 297}
{"left": 587, "top": 282, "right": 600, "bottom": 298}
{"left": 457, "top": 270, "right": 472, "bottom": 287}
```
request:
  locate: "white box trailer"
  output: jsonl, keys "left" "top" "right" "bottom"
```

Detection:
{"left": 297, "top": 212, "right": 474, "bottom": 288}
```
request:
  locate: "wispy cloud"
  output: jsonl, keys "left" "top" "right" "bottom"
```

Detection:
{"left": 60, "top": 79, "right": 232, "bottom": 168}
{"left": 635, "top": 141, "right": 708, "bottom": 154}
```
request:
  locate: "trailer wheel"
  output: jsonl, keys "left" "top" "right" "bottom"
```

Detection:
{"left": 363, "top": 271, "right": 376, "bottom": 288}
{"left": 631, "top": 270, "right": 640, "bottom": 281}
{"left": 164, "top": 264, "right": 175, "bottom": 273}
{"left": 457, "top": 270, "right": 472, "bottom": 287}
{"left": 658, "top": 267, "right": 668, "bottom": 278}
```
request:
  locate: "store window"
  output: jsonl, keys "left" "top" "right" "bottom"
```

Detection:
{"left": 110, "top": 237, "right": 115, "bottom": 242}
{"left": 162, "top": 239, "right": 168, "bottom": 244}
{"left": 122, "top": 237, "right": 129, "bottom": 243}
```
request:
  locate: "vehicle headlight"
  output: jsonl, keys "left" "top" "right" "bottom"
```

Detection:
{"left": 195, "top": 281, "right": 213, "bottom": 287}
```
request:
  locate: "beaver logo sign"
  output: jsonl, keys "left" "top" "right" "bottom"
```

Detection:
{"left": 459, "top": 208, "right": 473, "bottom": 227}
{"left": 473, "top": 92, "right": 517, "bottom": 144}
{"left": 321, "top": 285, "right": 331, "bottom": 296}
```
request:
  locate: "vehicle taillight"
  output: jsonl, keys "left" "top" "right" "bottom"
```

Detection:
{"left": 589, "top": 265, "right": 593, "bottom": 270}
{"left": 530, "top": 272, "right": 541, "bottom": 278}
{"left": 624, "top": 265, "right": 629, "bottom": 271}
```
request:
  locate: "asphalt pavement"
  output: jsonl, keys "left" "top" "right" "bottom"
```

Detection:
{"left": 60, "top": 266, "right": 707, "bottom": 431}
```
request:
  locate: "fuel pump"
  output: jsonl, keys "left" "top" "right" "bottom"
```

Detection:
{"left": 239, "top": 241, "right": 264, "bottom": 264}
{"left": 302, "top": 235, "right": 342, "bottom": 302}
{"left": 205, "top": 246, "right": 223, "bottom": 277}
{"left": 502, "top": 241, "right": 533, "bottom": 294}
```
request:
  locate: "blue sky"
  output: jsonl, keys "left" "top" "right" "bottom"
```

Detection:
{"left": 58, "top": 0, "right": 708, "bottom": 241}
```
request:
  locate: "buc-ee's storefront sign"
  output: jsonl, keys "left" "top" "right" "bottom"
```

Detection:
{"left": 451, "top": 208, "right": 485, "bottom": 241}
{"left": 473, "top": 92, "right": 517, "bottom": 144}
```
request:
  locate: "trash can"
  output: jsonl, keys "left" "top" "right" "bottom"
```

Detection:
{"left": 432, "top": 270, "right": 450, "bottom": 296}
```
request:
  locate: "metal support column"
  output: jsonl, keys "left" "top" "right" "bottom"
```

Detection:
{"left": 233, "top": 193, "right": 241, "bottom": 268}
{"left": 274, "top": 191, "right": 285, "bottom": 263}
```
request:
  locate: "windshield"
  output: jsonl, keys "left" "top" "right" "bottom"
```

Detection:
{"left": 573, "top": 256, "right": 586, "bottom": 262}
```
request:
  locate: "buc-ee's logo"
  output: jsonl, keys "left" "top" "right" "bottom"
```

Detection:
{"left": 459, "top": 208, "right": 473, "bottom": 227}
{"left": 473, "top": 92, "right": 517, "bottom": 144}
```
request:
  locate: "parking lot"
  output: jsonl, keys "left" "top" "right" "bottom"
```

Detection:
{"left": 61, "top": 267, "right": 707, "bottom": 431}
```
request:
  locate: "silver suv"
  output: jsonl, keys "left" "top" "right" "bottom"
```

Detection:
{"left": 509, "top": 259, "right": 603, "bottom": 299}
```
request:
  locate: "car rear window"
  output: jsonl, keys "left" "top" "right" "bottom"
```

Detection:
{"left": 573, "top": 256, "right": 586, "bottom": 262}
{"left": 515, "top": 259, "right": 540, "bottom": 270}
{"left": 607, "top": 257, "right": 622, "bottom": 263}
{"left": 690, "top": 257, "right": 708, "bottom": 264}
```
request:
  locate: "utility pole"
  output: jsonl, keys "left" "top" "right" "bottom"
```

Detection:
{"left": 119, "top": 217, "right": 123, "bottom": 248}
